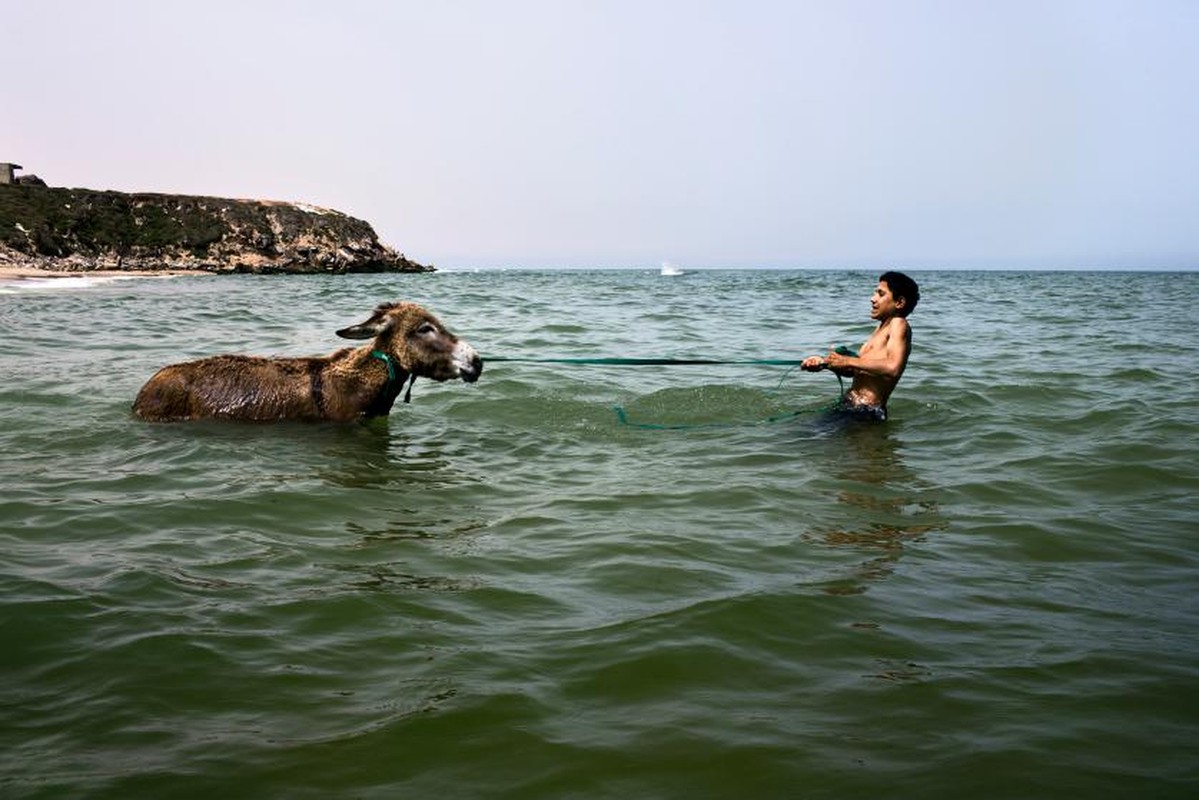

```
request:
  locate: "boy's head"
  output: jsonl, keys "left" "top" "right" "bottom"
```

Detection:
{"left": 879, "top": 271, "right": 919, "bottom": 317}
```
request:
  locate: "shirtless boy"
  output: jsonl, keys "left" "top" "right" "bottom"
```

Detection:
{"left": 801, "top": 271, "right": 919, "bottom": 421}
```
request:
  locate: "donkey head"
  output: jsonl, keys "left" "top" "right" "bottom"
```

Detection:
{"left": 336, "top": 301, "right": 482, "bottom": 383}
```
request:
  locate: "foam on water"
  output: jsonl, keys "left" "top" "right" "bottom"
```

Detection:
{"left": 0, "top": 273, "right": 184, "bottom": 294}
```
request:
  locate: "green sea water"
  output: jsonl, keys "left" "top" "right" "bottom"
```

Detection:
{"left": 2, "top": 269, "right": 1197, "bottom": 798}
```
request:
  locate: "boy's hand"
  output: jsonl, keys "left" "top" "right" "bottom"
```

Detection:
{"left": 801, "top": 356, "right": 827, "bottom": 372}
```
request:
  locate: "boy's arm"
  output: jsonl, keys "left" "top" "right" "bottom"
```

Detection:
{"left": 825, "top": 318, "right": 911, "bottom": 379}
{"left": 801, "top": 354, "right": 855, "bottom": 374}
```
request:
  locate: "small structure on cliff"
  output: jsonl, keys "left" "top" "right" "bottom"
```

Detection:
{"left": 1, "top": 163, "right": 47, "bottom": 187}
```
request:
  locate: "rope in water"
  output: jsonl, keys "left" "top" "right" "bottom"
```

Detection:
{"left": 610, "top": 397, "right": 838, "bottom": 430}
{"left": 486, "top": 356, "right": 809, "bottom": 366}
{"left": 485, "top": 350, "right": 856, "bottom": 430}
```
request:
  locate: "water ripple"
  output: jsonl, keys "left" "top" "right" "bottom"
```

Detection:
{"left": 2, "top": 270, "right": 1197, "bottom": 797}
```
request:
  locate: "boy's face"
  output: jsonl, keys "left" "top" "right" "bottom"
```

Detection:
{"left": 870, "top": 280, "right": 905, "bottom": 320}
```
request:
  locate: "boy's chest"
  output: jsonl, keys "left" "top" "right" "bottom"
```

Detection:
{"left": 859, "top": 326, "right": 888, "bottom": 355}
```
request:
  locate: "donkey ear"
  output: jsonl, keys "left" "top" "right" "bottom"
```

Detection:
{"left": 335, "top": 322, "right": 381, "bottom": 340}
{"left": 336, "top": 301, "right": 405, "bottom": 339}
{"left": 336, "top": 314, "right": 390, "bottom": 340}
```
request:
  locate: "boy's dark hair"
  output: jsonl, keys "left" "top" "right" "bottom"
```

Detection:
{"left": 880, "top": 271, "right": 919, "bottom": 316}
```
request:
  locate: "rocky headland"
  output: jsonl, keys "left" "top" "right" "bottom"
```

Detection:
{"left": 0, "top": 182, "right": 431, "bottom": 275}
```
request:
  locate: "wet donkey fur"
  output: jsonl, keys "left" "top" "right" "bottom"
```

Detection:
{"left": 132, "top": 301, "right": 482, "bottom": 422}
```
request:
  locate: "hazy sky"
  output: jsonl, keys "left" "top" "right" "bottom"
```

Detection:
{"left": 5, "top": 1, "right": 1198, "bottom": 269}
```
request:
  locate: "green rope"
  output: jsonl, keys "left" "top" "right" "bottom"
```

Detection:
{"left": 486, "top": 356, "right": 808, "bottom": 366}
{"left": 370, "top": 350, "right": 397, "bottom": 383}
{"left": 487, "top": 347, "right": 856, "bottom": 368}
{"left": 611, "top": 398, "right": 840, "bottom": 430}
{"left": 486, "top": 351, "right": 860, "bottom": 430}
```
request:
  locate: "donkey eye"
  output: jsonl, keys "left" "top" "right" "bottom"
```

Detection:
{"left": 416, "top": 322, "right": 438, "bottom": 335}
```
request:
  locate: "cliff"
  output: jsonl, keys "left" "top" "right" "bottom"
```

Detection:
{"left": 0, "top": 184, "right": 432, "bottom": 274}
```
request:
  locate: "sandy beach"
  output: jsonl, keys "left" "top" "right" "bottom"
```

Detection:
{"left": 0, "top": 266, "right": 214, "bottom": 281}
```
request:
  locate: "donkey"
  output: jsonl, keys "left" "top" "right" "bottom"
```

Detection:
{"left": 132, "top": 301, "right": 482, "bottom": 422}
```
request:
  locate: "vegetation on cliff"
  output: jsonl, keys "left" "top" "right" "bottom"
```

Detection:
{"left": 0, "top": 184, "right": 431, "bottom": 273}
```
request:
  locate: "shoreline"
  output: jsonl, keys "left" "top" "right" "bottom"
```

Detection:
{"left": 0, "top": 266, "right": 215, "bottom": 281}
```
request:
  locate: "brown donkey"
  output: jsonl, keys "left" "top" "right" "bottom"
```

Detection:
{"left": 132, "top": 301, "right": 482, "bottom": 422}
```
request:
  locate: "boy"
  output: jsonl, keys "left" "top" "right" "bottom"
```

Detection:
{"left": 801, "top": 271, "right": 919, "bottom": 421}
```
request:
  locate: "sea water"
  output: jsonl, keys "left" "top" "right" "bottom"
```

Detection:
{"left": 1, "top": 269, "right": 1197, "bottom": 798}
